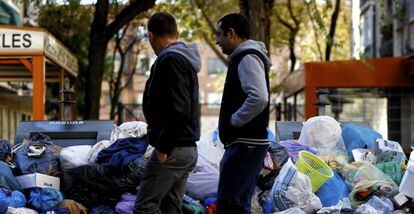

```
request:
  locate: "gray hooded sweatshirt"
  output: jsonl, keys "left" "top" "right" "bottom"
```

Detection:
{"left": 229, "top": 40, "right": 272, "bottom": 127}
{"left": 158, "top": 42, "right": 202, "bottom": 73}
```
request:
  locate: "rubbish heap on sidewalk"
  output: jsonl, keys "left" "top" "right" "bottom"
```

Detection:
{"left": 0, "top": 117, "right": 413, "bottom": 214}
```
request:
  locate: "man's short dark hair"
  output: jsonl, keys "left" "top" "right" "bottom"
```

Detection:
{"left": 218, "top": 13, "right": 250, "bottom": 39}
{"left": 148, "top": 12, "right": 178, "bottom": 37}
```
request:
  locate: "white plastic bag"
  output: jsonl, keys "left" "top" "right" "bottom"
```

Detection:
{"left": 88, "top": 140, "right": 112, "bottom": 163}
{"left": 110, "top": 121, "right": 147, "bottom": 143}
{"left": 196, "top": 129, "right": 224, "bottom": 169}
{"left": 274, "top": 207, "right": 305, "bottom": 214}
{"left": 271, "top": 159, "right": 322, "bottom": 213}
{"left": 186, "top": 155, "right": 219, "bottom": 200}
{"left": 298, "top": 116, "right": 347, "bottom": 157}
{"left": 59, "top": 145, "right": 92, "bottom": 170}
{"left": 7, "top": 207, "right": 38, "bottom": 214}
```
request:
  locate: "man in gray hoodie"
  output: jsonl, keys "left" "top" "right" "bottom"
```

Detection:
{"left": 216, "top": 13, "right": 271, "bottom": 213}
{"left": 134, "top": 12, "right": 201, "bottom": 214}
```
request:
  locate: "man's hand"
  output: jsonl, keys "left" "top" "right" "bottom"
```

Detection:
{"left": 156, "top": 150, "right": 168, "bottom": 163}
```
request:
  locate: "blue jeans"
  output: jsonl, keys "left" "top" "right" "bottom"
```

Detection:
{"left": 217, "top": 144, "right": 268, "bottom": 214}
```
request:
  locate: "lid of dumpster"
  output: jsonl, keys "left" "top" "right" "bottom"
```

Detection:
{"left": 275, "top": 121, "right": 371, "bottom": 143}
{"left": 14, "top": 120, "right": 114, "bottom": 147}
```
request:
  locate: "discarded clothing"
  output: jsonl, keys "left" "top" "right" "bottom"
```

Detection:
{"left": 96, "top": 137, "right": 149, "bottom": 175}
{"left": 278, "top": 140, "right": 318, "bottom": 163}
{"left": 115, "top": 193, "right": 136, "bottom": 214}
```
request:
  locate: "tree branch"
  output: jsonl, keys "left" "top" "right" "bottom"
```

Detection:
{"left": 305, "top": 0, "right": 323, "bottom": 61}
{"left": 325, "top": 0, "right": 341, "bottom": 61}
{"left": 193, "top": 0, "right": 217, "bottom": 35}
{"left": 287, "top": 0, "right": 299, "bottom": 28}
{"left": 274, "top": 9, "right": 294, "bottom": 31}
{"left": 105, "top": 0, "right": 156, "bottom": 42}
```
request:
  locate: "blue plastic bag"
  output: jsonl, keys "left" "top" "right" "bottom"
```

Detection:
{"left": 0, "top": 161, "right": 22, "bottom": 191}
{"left": 342, "top": 125, "right": 382, "bottom": 161}
{"left": 316, "top": 171, "right": 350, "bottom": 207}
{"left": 0, "top": 140, "right": 11, "bottom": 161}
{"left": 29, "top": 188, "right": 63, "bottom": 212}
{"left": 0, "top": 188, "right": 26, "bottom": 213}
{"left": 13, "top": 133, "right": 60, "bottom": 175}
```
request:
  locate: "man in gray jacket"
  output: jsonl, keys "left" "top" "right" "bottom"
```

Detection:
{"left": 216, "top": 13, "right": 271, "bottom": 213}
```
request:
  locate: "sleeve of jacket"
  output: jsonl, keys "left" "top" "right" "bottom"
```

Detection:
{"left": 230, "top": 54, "right": 268, "bottom": 127}
{"left": 153, "top": 54, "right": 191, "bottom": 154}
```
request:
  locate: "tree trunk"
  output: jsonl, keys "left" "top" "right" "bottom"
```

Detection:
{"left": 84, "top": 0, "right": 109, "bottom": 119}
{"left": 84, "top": 0, "right": 156, "bottom": 119}
{"left": 325, "top": 0, "right": 341, "bottom": 61}
{"left": 239, "top": 0, "right": 274, "bottom": 54}
{"left": 289, "top": 29, "right": 298, "bottom": 72}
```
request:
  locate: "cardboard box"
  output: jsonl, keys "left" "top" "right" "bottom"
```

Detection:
{"left": 15, "top": 173, "right": 60, "bottom": 190}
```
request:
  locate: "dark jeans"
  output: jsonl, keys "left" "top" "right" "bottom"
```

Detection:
{"left": 217, "top": 144, "right": 268, "bottom": 214}
{"left": 134, "top": 147, "right": 197, "bottom": 214}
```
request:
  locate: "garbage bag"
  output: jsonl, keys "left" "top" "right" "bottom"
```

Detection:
{"left": 316, "top": 200, "right": 343, "bottom": 214}
{"left": 110, "top": 121, "right": 147, "bottom": 143}
{"left": 88, "top": 140, "right": 112, "bottom": 163}
{"left": 59, "top": 199, "right": 88, "bottom": 214}
{"left": 278, "top": 140, "right": 318, "bottom": 163}
{"left": 375, "top": 161, "right": 402, "bottom": 184}
{"left": 186, "top": 155, "right": 219, "bottom": 200}
{"left": 6, "top": 207, "right": 38, "bottom": 214}
{"left": 60, "top": 145, "right": 92, "bottom": 170}
{"left": 182, "top": 195, "right": 206, "bottom": 214}
{"left": 63, "top": 160, "right": 143, "bottom": 208}
{"left": 0, "top": 188, "right": 26, "bottom": 213}
{"left": 257, "top": 143, "right": 289, "bottom": 191}
{"left": 355, "top": 196, "right": 394, "bottom": 214}
{"left": 29, "top": 188, "right": 63, "bottom": 212}
{"left": 316, "top": 171, "right": 350, "bottom": 207}
{"left": 342, "top": 125, "right": 382, "bottom": 161}
{"left": 13, "top": 133, "right": 60, "bottom": 175}
{"left": 0, "top": 161, "right": 22, "bottom": 191}
{"left": 90, "top": 205, "right": 115, "bottom": 214}
{"left": 298, "top": 116, "right": 347, "bottom": 157}
{"left": 115, "top": 193, "right": 136, "bottom": 214}
{"left": 268, "top": 142, "right": 289, "bottom": 168}
{"left": 196, "top": 130, "right": 225, "bottom": 169}
{"left": 96, "top": 137, "right": 149, "bottom": 176}
{"left": 372, "top": 139, "right": 405, "bottom": 165}
{"left": 343, "top": 162, "right": 398, "bottom": 205}
{"left": 0, "top": 140, "right": 11, "bottom": 161}
{"left": 274, "top": 207, "right": 305, "bottom": 214}
{"left": 270, "top": 159, "right": 322, "bottom": 213}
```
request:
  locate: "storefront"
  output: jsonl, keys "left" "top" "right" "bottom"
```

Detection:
{"left": 0, "top": 25, "right": 78, "bottom": 140}
{"left": 282, "top": 57, "right": 414, "bottom": 149}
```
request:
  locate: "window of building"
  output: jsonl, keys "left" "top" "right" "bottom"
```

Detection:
{"left": 207, "top": 58, "right": 227, "bottom": 75}
{"left": 136, "top": 93, "right": 144, "bottom": 104}
{"left": 136, "top": 54, "right": 156, "bottom": 75}
{"left": 207, "top": 93, "right": 222, "bottom": 109}
{"left": 360, "top": 10, "right": 373, "bottom": 57}
{"left": 409, "top": 0, "right": 414, "bottom": 20}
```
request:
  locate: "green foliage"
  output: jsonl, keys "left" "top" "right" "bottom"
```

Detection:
{"left": 273, "top": 0, "right": 350, "bottom": 62}
{"left": 39, "top": 0, "right": 93, "bottom": 117}
{"left": 153, "top": 0, "right": 238, "bottom": 42}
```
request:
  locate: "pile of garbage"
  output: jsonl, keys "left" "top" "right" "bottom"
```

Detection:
{"left": 0, "top": 117, "right": 413, "bottom": 214}
{"left": 256, "top": 116, "right": 414, "bottom": 214}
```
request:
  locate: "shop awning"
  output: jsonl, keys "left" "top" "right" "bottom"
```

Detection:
{"left": 0, "top": 25, "right": 78, "bottom": 120}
